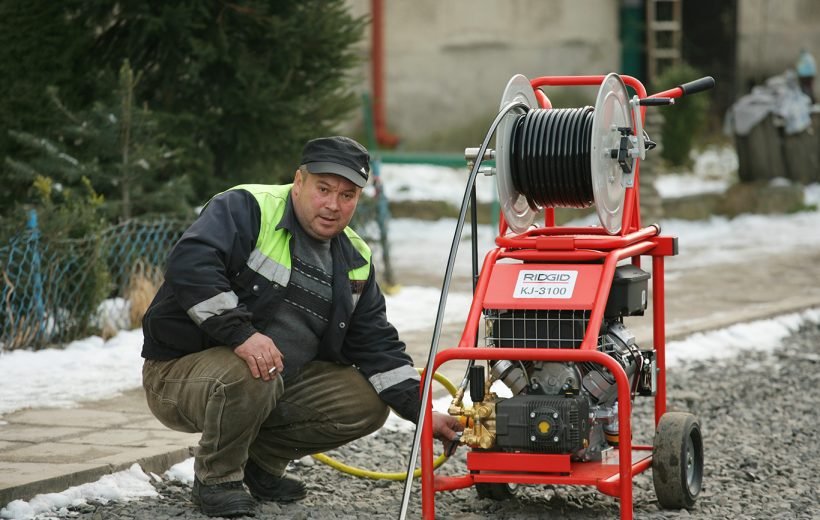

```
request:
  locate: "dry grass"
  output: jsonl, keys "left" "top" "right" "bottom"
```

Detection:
{"left": 126, "top": 260, "right": 163, "bottom": 329}
{"left": 1, "top": 268, "right": 41, "bottom": 350}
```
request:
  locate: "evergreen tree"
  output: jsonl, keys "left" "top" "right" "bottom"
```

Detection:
{"left": 4, "top": 61, "right": 195, "bottom": 223}
{"left": 0, "top": 1, "right": 97, "bottom": 211}
{"left": 83, "top": 0, "right": 367, "bottom": 196}
{"left": 1, "top": 0, "right": 367, "bottom": 214}
{"left": 654, "top": 64, "right": 710, "bottom": 167}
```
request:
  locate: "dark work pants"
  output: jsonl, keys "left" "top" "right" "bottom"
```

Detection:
{"left": 142, "top": 347, "right": 389, "bottom": 485}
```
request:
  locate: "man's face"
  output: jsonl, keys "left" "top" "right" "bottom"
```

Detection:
{"left": 291, "top": 170, "right": 361, "bottom": 241}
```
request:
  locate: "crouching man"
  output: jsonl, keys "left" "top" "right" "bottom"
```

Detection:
{"left": 141, "top": 136, "right": 461, "bottom": 517}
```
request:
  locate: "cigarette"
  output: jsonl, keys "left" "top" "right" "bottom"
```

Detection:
{"left": 268, "top": 366, "right": 277, "bottom": 374}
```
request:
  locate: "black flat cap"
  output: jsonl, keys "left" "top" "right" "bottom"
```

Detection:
{"left": 300, "top": 136, "right": 370, "bottom": 187}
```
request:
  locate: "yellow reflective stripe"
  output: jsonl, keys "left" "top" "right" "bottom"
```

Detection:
{"left": 232, "top": 184, "right": 293, "bottom": 271}
{"left": 228, "top": 184, "right": 293, "bottom": 277}
{"left": 348, "top": 263, "right": 371, "bottom": 282}
{"left": 368, "top": 365, "right": 420, "bottom": 393}
{"left": 227, "top": 183, "right": 374, "bottom": 294}
{"left": 188, "top": 291, "right": 239, "bottom": 325}
{"left": 344, "top": 227, "right": 372, "bottom": 281}
{"left": 247, "top": 248, "right": 290, "bottom": 286}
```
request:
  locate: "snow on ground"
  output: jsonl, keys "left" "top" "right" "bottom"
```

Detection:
{"left": 4, "top": 145, "right": 820, "bottom": 518}
{"left": 378, "top": 163, "right": 497, "bottom": 205}
{"left": 382, "top": 146, "right": 820, "bottom": 279}
{"left": 386, "top": 191, "right": 820, "bottom": 281}
{"left": 654, "top": 145, "right": 739, "bottom": 198}
{"left": 0, "top": 330, "right": 144, "bottom": 417}
{"left": 377, "top": 145, "right": 743, "bottom": 203}
{"left": 663, "top": 210, "right": 820, "bottom": 270}
{"left": 380, "top": 145, "right": 742, "bottom": 203}
{"left": 5, "top": 307, "right": 819, "bottom": 519}
{"left": 0, "top": 465, "right": 157, "bottom": 520}
{"left": 0, "top": 287, "right": 471, "bottom": 419}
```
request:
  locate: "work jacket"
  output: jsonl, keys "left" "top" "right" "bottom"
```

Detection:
{"left": 142, "top": 184, "right": 421, "bottom": 421}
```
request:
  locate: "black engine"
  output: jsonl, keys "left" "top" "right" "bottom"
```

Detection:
{"left": 473, "top": 264, "right": 657, "bottom": 460}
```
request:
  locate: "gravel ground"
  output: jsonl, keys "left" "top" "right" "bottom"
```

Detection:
{"left": 49, "top": 321, "right": 820, "bottom": 520}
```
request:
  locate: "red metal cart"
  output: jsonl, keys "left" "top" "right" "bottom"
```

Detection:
{"left": 406, "top": 74, "right": 714, "bottom": 519}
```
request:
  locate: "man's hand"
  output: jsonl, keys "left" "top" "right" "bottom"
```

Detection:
{"left": 431, "top": 411, "right": 464, "bottom": 455}
{"left": 234, "top": 332, "right": 284, "bottom": 381}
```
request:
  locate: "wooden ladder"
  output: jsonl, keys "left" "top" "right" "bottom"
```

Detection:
{"left": 646, "top": 0, "right": 682, "bottom": 86}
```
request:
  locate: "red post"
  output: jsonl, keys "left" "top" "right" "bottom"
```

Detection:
{"left": 370, "top": 0, "right": 400, "bottom": 148}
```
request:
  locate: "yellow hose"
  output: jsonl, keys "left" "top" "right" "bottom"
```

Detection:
{"left": 311, "top": 369, "right": 458, "bottom": 480}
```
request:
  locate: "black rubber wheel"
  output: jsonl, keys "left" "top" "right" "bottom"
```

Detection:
{"left": 652, "top": 412, "right": 703, "bottom": 509}
{"left": 475, "top": 482, "right": 519, "bottom": 500}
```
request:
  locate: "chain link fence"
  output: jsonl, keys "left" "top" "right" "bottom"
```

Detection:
{"left": 0, "top": 216, "right": 189, "bottom": 352}
{"left": 1, "top": 191, "right": 391, "bottom": 353}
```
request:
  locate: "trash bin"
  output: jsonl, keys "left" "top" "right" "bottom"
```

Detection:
{"left": 727, "top": 73, "right": 818, "bottom": 184}
{"left": 734, "top": 113, "right": 784, "bottom": 182}
{"left": 783, "top": 113, "right": 819, "bottom": 184}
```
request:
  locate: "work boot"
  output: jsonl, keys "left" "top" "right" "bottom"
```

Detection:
{"left": 192, "top": 477, "right": 256, "bottom": 517}
{"left": 243, "top": 458, "right": 307, "bottom": 502}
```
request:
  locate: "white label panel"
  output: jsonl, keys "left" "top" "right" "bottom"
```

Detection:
{"left": 513, "top": 270, "right": 578, "bottom": 299}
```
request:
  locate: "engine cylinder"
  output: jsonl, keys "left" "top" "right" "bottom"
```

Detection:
{"left": 491, "top": 360, "right": 528, "bottom": 395}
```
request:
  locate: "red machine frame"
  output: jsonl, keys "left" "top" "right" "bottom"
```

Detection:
{"left": 418, "top": 75, "right": 687, "bottom": 519}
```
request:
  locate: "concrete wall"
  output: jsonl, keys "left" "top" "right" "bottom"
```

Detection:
{"left": 737, "top": 0, "right": 820, "bottom": 92}
{"left": 346, "top": 0, "right": 621, "bottom": 147}
{"left": 343, "top": 0, "right": 820, "bottom": 147}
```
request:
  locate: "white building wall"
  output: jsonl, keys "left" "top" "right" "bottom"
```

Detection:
{"left": 346, "top": 0, "right": 621, "bottom": 146}
{"left": 736, "top": 0, "right": 820, "bottom": 91}
{"left": 344, "top": 1, "right": 820, "bottom": 144}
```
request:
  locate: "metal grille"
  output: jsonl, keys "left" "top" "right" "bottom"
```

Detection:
{"left": 484, "top": 309, "right": 591, "bottom": 349}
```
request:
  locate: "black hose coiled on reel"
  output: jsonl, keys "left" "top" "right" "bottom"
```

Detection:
{"left": 509, "top": 107, "right": 595, "bottom": 210}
